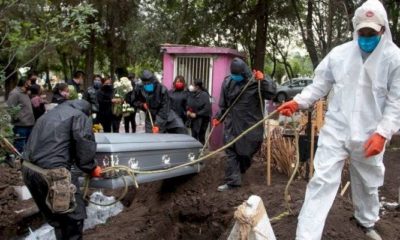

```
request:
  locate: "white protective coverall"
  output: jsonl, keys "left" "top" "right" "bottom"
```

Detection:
{"left": 294, "top": 1, "right": 400, "bottom": 239}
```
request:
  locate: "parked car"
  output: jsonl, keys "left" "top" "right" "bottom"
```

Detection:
{"left": 274, "top": 78, "right": 313, "bottom": 103}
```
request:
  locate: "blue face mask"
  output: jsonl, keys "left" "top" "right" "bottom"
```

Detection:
{"left": 231, "top": 74, "right": 244, "bottom": 82}
{"left": 358, "top": 35, "right": 381, "bottom": 53}
{"left": 143, "top": 83, "right": 154, "bottom": 93}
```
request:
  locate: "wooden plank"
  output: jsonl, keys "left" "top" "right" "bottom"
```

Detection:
{"left": 309, "top": 123, "right": 315, "bottom": 179}
{"left": 267, "top": 121, "right": 271, "bottom": 186}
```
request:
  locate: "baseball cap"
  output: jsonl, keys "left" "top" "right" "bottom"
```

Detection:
{"left": 353, "top": 2, "right": 385, "bottom": 32}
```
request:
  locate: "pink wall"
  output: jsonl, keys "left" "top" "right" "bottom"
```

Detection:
{"left": 162, "top": 53, "right": 175, "bottom": 89}
{"left": 161, "top": 44, "right": 244, "bottom": 149}
{"left": 208, "top": 55, "right": 232, "bottom": 149}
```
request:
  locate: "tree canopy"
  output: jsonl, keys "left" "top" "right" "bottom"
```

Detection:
{"left": 1, "top": 0, "right": 400, "bottom": 89}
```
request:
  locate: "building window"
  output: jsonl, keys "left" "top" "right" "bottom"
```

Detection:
{"left": 174, "top": 56, "right": 213, "bottom": 92}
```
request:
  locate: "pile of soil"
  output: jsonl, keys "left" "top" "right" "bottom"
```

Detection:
{"left": 0, "top": 165, "right": 23, "bottom": 236}
{"left": 84, "top": 150, "right": 400, "bottom": 240}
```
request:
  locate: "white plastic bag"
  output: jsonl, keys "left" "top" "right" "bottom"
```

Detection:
{"left": 83, "top": 191, "right": 123, "bottom": 230}
{"left": 24, "top": 192, "right": 123, "bottom": 239}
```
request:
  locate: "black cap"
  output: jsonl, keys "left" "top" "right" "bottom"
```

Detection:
{"left": 230, "top": 57, "right": 246, "bottom": 75}
{"left": 140, "top": 70, "right": 154, "bottom": 82}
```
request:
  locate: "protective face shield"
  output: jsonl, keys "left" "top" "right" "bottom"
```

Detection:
{"left": 144, "top": 83, "right": 155, "bottom": 93}
{"left": 231, "top": 74, "right": 244, "bottom": 82}
{"left": 358, "top": 35, "right": 381, "bottom": 53}
{"left": 175, "top": 82, "right": 184, "bottom": 90}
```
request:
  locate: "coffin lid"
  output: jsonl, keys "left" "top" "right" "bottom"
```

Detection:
{"left": 95, "top": 133, "right": 203, "bottom": 152}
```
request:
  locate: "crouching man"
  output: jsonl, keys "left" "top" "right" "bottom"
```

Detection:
{"left": 22, "top": 99, "right": 102, "bottom": 240}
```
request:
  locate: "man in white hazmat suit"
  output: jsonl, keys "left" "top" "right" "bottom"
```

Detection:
{"left": 277, "top": 1, "right": 400, "bottom": 239}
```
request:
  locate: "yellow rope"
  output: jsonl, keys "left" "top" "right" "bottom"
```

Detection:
{"left": 200, "top": 78, "right": 254, "bottom": 155}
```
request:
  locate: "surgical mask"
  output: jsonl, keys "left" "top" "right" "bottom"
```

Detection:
{"left": 231, "top": 74, "right": 244, "bottom": 82}
{"left": 188, "top": 85, "right": 195, "bottom": 92}
{"left": 144, "top": 83, "right": 154, "bottom": 93}
{"left": 175, "top": 82, "right": 184, "bottom": 90}
{"left": 358, "top": 35, "right": 381, "bottom": 53}
{"left": 93, "top": 80, "right": 102, "bottom": 89}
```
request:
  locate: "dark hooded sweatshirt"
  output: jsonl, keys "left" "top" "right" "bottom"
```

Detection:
{"left": 215, "top": 58, "right": 277, "bottom": 157}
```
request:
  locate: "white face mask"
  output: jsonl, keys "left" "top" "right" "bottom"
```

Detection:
{"left": 188, "top": 85, "right": 195, "bottom": 92}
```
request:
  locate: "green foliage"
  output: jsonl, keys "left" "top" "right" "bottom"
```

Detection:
{"left": 67, "top": 85, "right": 78, "bottom": 100}
{"left": 0, "top": 1, "right": 101, "bottom": 81}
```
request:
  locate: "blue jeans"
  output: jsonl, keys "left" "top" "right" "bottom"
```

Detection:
{"left": 13, "top": 126, "right": 32, "bottom": 153}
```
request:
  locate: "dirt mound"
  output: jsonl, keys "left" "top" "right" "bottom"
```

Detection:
{"left": 0, "top": 164, "right": 26, "bottom": 238}
{"left": 0, "top": 164, "right": 23, "bottom": 186}
{"left": 84, "top": 150, "right": 400, "bottom": 239}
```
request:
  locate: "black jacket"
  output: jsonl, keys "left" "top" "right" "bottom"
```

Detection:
{"left": 169, "top": 89, "right": 188, "bottom": 122}
{"left": 133, "top": 80, "right": 184, "bottom": 133}
{"left": 51, "top": 92, "right": 67, "bottom": 104}
{"left": 133, "top": 82, "right": 170, "bottom": 131}
{"left": 97, "top": 87, "right": 114, "bottom": 120}
{"left": 23, "top": 100, "right": 96, "bottom": 173}
{"left": 67, "top": 79, "right": 81, "bottom": 93}
{"left": 187, "top": 90, "right": 211, "bottom": 118}
{"left": 215, "top": 59, "right": 276, "bottom": 157}
{"left": 83, "top": 86, "right": 100, "bottom": 113}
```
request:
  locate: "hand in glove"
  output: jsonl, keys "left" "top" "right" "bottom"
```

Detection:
{"left": 91, "top": 166, "right": 103, "bottom": 178}
{"left": 277, "top": 100, "right": 299, "bottom": 116}
{"left": 152, "top": 126, "right": 160, "bottom": 134}
{"left": 212, "top": 118, "right": 221, "bottom": 127}
{"left": 253, "top": 70, "right": 264, "bottom": 81}
{"left": 364, "top": 133, "right": 386, "bottom": 158}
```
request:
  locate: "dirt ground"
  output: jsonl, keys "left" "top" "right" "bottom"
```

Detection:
{"left": 1, "top": 148, "right": 399, "bottom": 239}
{"left": 83, "top": 149, "right": 400, "bottom": 240}
{"left": 0, "top": 165, "right": 23, "bottom": 230}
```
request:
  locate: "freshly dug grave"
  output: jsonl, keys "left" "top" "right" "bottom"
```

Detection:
{"left": 0, "top": 165, "right": 23, "bottom": 231}
{"left": 84, "top": 150, "right": 400, "bottom": 240}
{"left": 0, "top": 164, "right": 42, "bottom": 239}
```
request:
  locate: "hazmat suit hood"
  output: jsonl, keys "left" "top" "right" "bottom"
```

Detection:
{"left": 349, "top": 0, "right": 395, "bottom": 89}
{"left": 230, "top": 58, "right": 252, "bottom": 80}
{"left": 352, "top": 0, "right": 392, "bottom": 42}
{"left": 65, "top": 99, "right": 91, "bottom": 116}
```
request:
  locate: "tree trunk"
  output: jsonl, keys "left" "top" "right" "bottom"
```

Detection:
{"left": 253, "top": 0, "right": 268, "bottom": 71}
{"left": 45, "top": 64, "right": 50, "bottom": 90}
{"left": 271, "top": 56, "right": 277, "bottom": 79}
{"left": 291, "top": 0, "right": 320, "bottom": 69}
{"left": 85, "top": 30, "right": 96, "bottom": 89}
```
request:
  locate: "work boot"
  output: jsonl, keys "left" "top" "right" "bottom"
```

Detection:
{"left": 351, "top": 216, "right": 382, "bottom": 240}
{"left": 217, "top": 184, "right": 238, "bottom": 192}
{"left": 364, "top": 227, "right": 382, "bottom": 240}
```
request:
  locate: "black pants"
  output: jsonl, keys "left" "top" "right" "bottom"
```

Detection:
{"left": 191, "top": 117, "right": 209, "bottom": 144}
{"left": 54, "top": 218, "right": 84, "bottom": 240}
{"left": 124, "top": 112, "right": 136, "bottom": 133}
{"left": 224, "top": 147, "right": 252, "bottom": 186}
{"left": 22, "top": 167, "right": 86, "bottom": 240}
{"left": 112, "top": 115, "right": 122, "bottom": 133}
{"left": 100, "top": 115, "right": 121, "bottom": 133}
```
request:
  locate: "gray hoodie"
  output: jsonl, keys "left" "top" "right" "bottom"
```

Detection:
{"left": 7, "top": 87, "right": 35, "bottom": 127}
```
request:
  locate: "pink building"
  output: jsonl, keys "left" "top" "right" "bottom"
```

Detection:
{"left": 161, "top": 44, "right": 244, "bottom": 149}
